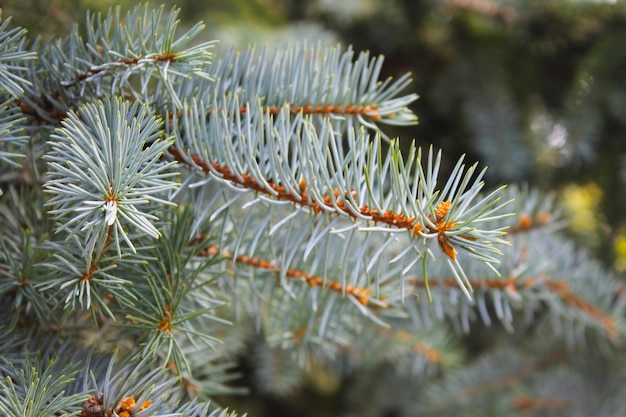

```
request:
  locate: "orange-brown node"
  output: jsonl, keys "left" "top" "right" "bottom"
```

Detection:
{"left": 517, "top": 214, "right": 532, "bottom": 230}
{"left": 303, "top": 104, "right": 313, "bottom": 113}
{"left": 332, "top": 105, "right": 342, "bottom": 114}
{"left": 82, "top": 394, "right": 104, "bottom": 417}
{"left": 504, "top": 279, "right": 518, "bottom": 296}
{"left": 396, "top": 330, "right": 412, "bottom": 342}
{"left": 314, "top": 105, "right": 323, "bottom": 113}
{"left": 158, "top": 319, "right": 171, "bottom": 334}
{"left": 366, "top": 208, "right": 380, "bottom": 220}
{"left": 292, "top": 327, "right": 307, "bottom": 342}
{"left": 502, "top": 276, "right": 517, "bottom": 286}
{"left": 183, "top": 378, "right": 199, "bottom": 396}
{"left": 18, "top": 101, "right": 33, "bottom": 114}
{"left": 119, "top": 396, "right": 136, "bottom": 412}
{"left": 49, "top": 108, "right": 66, "bottom": 120}
{"left": 357, "top": 105, "right": 364, "bottom": 113}
{"left": 434, "top": 200, "right": 452, "bottom": 222}
{"left": 345, "top": 104, "right": 356, "bottom": 114}
{"left": 512, "top": 396, "right": 570, "bottom": 410}
{"left": 207, "top": 245, "right": 219, "bottom": 255}
{"left": 438, "top": 233, "right": 457, "bottom": 261}
{"left": 138, "top": 400, "right": 152, "bottom": 412}
{"left": 17, "top": 275, "right": 27, "bottom": 287}
{"left": 155, "top": 52, "right": 178, "bottom": 62}
{"left": 534, "top": 211, "right": 552, "bottom": 224}
{"left": 368, "top": 114, "right": 382, "bottom": 121}
{"left": 512, "top": 396, "right": 541, "bottom": 410}
{"left": 355, "top": 290, "right": 369, "bottom": 298}
{"left": 158, "top": 305, "right": 173, "bottom": 334}
{"left": 351, "top": 288, "right": 372, "bottom": 305}
{"left": 259, "top": 260, "right": 275, "bottom": 269}
{"left": 293, "top": 106, "right": 302, "bottom": 113}
{"left": 308, "top": 277, "right": 322, "bottom": 286}
{"left": 288, "top": 270, "right": 307, "bottom": 279}
{"left": 324, "top": 105, "right": 334, "bottom": 113}
{"left": 414, "top": 343, "right": 442, "bottom": 363}
{"left": 550, "top": 281, "right": 568, "bottom": 293}
{"left": 80, "top": 271, "right": 94, "bottom": 283}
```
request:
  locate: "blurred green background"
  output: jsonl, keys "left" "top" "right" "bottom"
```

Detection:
{"left": 3, "top": 0, "right": 626, "bottom": 414}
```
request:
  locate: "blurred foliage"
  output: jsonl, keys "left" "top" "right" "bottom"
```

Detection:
{"left": 561, "top": 182, "right": 605, "bottom": 246}
{"left": 3, "top": 0, "right": 626, "bottom": 415}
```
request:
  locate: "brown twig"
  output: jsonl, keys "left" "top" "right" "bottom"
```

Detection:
{"left": 170, "top": 147, "right": 472, "bottom": 260}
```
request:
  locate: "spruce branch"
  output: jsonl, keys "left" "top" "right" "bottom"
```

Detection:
{"left": 76, "top": 353, "right": 179, "bottom": 417}
{"left": 16, "top": 4, "right": 215, "bottom": 125}
{"left": 117, "top": 208, "right": 228, "bottom": 375}
{"left": 397, "top": 226, "right": 624, "bottom": 339}
{"left": 0, "top": 229, "right": 51, "bottom": 328}
{"left": 43, "top": 97, "right": 178, "bottom": 257}
{"left": 500, "top": 185, "right": 563, "bottom": 235}
{"left": 163, "top": 42, "right": 418, "bottom": 135}
{"left": 410, "top": 343, "right": 626, "bottom": 417}
{"left": 74, "top": 352, "right": 238, "bottom": 417}
{"left": 170, "top": 98, "right": 511, "bottom": 302}
{"left": 2, "top": 3, "right": 624, "bottom": 416}
{"left": 67, "top": 4, "right": 215, "bottom": 108}
{"left": 0, "top": 353, "right": 86, "bottom": 417}
{"left": 0, "top": 15, "right": 36, "bottom": 173}
{"left": 39, "top": 98, "right": 179, "bottom": 313}
{"left": 0, "top": 100, "right": 29, "bottom": 170}
{"left": 197, "top": 243, "right": 376, "bottom": 307}
{"left": 338, "top": 324, "right": 464, "bottom": 376}
{"left": 0, "top": 14, "right": 36, "bottom": 98}
{"left": 37, "top": 237, "right": 134, "bottom": 316}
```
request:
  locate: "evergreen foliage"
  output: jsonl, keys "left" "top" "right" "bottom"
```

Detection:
{"left": 0, "top": 2, "right": 625, "bottom": 417}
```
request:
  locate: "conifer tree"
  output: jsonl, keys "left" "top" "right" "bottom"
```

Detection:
{"left": 0, "top": 4, "right": 624, "bottom": 417}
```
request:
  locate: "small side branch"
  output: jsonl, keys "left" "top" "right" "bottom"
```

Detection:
{"left": 79, "top": 224, "right": 114, "bottom": 283}
{"left": 508, "top": 212, "right": 553, "bottom": 234}
{"left": 408, "top": 276, "right": 618, "bottom": 339}
{"left": 199, "top": 103, "right": 390, "bottom": 123}
{"left": 62, "top": 52, "right": 180, "bottom": 87}
{"left": 197, "top": 243, "right": 381, "bottom": 307}
{"left": 171, "top": 147, "right": 473, "bottom": 261}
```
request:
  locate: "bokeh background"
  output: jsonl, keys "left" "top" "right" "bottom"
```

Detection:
{"left": 3, "top": 0, "right": 626, "bottom": 415}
